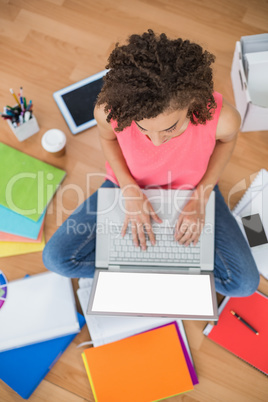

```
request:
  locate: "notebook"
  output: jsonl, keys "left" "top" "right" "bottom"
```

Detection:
{"left": 87, "top": 188, "right": 218, "bottom": 320}
{"left": 0, "top": 233, "right": 45, "bottom": 258}
{"left": 0, "top": 221, "right": 44, "bottom": 243}
{"left": 0, "top": 313, "right": 85, "bottom": 399}
{"left": 0, "top": 205, "right": 45, "bottom": 239}
{"left": 232, "top": 169, "right": 268, "bottom": 279}
{"left": 203, "top": 291, "right": 268, "bottom": 375}
{"left": 0, "top": 143, "right": 66, "bottom": 222}
{"left": 0, "top": 272, "right": 80, "bottom": 352}
{"left": 82, "top": 322, "right": 194, "bottom": 402}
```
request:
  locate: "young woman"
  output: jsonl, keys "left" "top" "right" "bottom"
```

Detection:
{"left": 43, "top": 30, "right": 259, "bottom": 296}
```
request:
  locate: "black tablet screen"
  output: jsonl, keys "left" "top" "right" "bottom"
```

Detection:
{"left": 241, "top": 213, "right": 268, "bottom": 247}
{"left": 62, "top": 77, "right": 104, "bottom": 126}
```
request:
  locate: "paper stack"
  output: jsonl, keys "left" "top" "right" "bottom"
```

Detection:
{"left": 0, "top": 142, "right": 66, "bottom": 257}
{"left": 0, "top": 271, "right": 84, "bottom": 399}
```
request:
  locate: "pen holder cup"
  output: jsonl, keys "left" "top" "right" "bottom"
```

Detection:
{"left": 7, "top": 115, "right": 40, "bottom": 142}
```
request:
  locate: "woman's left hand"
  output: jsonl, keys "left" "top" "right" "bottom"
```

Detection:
{"left": 174, "top": 196, "right": 206, "bottom": 246}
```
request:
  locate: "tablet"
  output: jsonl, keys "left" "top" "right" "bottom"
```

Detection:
{"left": 87, "top": 270, "right": 218, "bottom": 321}
{"left": 53, "top": 70, "right": 108, "bottom": 134}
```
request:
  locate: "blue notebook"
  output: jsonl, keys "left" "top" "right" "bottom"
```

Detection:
{"left": 0, "top": 205, "right": 45, "bottom": 239}
{"left": 0, "top": 312, "right": 85, "bottom": 399}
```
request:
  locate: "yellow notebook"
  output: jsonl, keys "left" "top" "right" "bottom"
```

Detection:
{"left": 0, "top": 234, "right": 45, "bottom": 258}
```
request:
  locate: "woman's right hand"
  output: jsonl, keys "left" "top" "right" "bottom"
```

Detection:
{"left": 121, "top": 185, "right": 162, "bottom": 250}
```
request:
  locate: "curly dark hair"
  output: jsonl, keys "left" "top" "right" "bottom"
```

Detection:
{"left": 96, "top": 29, "right": 216, "bottom": 132}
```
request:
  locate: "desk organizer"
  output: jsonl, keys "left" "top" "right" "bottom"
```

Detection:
{"left": 7, "top": 115, "right": 40, "bottom": 142}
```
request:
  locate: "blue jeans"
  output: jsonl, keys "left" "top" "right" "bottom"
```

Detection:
{"left": 42, "top": 181, "right": 260, "bottom": 297}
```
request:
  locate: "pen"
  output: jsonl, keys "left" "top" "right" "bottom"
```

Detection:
{"left": 10, "top": 88, "right": 20, "bottom": 105}
{"left": 230, "top": 310, "right": 259, "bottom": 335}
{"left": 19, "top": 96, "right": 25, "bottom": 112}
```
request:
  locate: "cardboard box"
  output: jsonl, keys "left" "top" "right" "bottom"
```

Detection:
{"left": 231, "top": 41, "right": 268, "bottom": 132}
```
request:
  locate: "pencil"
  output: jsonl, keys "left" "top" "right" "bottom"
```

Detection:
{"left": 230, "top": 310, "right": 259, "bottom": 335}
{"left": 9, "top": 88, "right": 20, "bottom": 105}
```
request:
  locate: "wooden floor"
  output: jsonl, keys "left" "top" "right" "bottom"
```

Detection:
{"left": 1, "top": 0, "right": 268, "bottom": 401}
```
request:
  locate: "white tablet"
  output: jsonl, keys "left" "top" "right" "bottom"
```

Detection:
{"left": 53, "top": 70, "right": 108, "bottom": 135}
{"left": 87, "top": 270, "right": 218, "bottom": 321}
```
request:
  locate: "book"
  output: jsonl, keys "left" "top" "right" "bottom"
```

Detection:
{"left": 0, "top": 204, "right": 45, "bottom": 239}
{"left": 0, "top": 221, "right": 44, "bottom": 243}
{"left": 82, "top": 322, "right": 194, "bottom": 402}
{"left": 0, "top": 272, "right": 80, "bottom": 352}
{"left": 0, "top": 233, "right": 45, "bottom": 258}
{"left": 0, "top": 313, "right": 85, "bottom": 399}
{"left": 0, "top": 143, "right": 66, "bottom": 222}
{"left": 232, "top": 169, "right": 268, "bottom": 279}
{"left": 203, "top": 291, "right": 268, "bottom": 376}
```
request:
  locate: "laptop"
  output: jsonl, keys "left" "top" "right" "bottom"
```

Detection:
{"left": 87, "top": 188, "right": 218, "bottom": 320}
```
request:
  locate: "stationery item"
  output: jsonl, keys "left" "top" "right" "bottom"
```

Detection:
{"left": 0, "top": 205, "right": 45, "bottom": 240}
{"left": 0, "top": 313, "right": 85, "bottom": 399}
{"left": 0, "top": 272, "right": 80, "bottom": 352}
{"left": 230, "top": 310, "right": 259, "bottom": 335}
{"left": 82, "top": 322, "right": 194, "bottom": 402}
{"left": 0, "top": 270, "right": 8, "bottom": 310}
{"left": 53, "top": 70, "right": 107, "bottom": 134}
{"left": 232, "top": 169, "right": 268, "bottom": 279}
{"left": 0, "top": 233, "right": 45, "bottom": 258}
{"left": 203, "top": 291, "right": 268, "bottom": 375}
{"left": 0, "top": 221, "right": 44, "bottom": 243}
{"left": 0, "top": 143, "right": 66, "bottom": 221}
{"left": 9, "top": 88, "right": 20, "bottom": 105}
{"left": 77, "top": 278, "right": 198, "bottom": 386}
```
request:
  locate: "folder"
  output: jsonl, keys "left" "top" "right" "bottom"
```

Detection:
{"left": 0, "top": 142, "right": 66, "bottom": 222}
{"left": 0, "top": 313, "right": 85, "bottom": 399}
{"left": 82, "top": 322, "right": 194, "bottom": 402}
{"left": 204, "top": 291, "right": 268, "bottom": 375}
{"left": 0, "top": 272, "right": 80, "bottom": 352}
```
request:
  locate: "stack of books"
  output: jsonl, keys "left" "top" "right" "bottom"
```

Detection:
{"left": 78, "top": 279, "right": 198, "bottom": 402}
{"left": 0, "top": 271, "right": 85, "bottom": 399}
{"left": 0, "top": 143, "right": 66, "bottom": 257}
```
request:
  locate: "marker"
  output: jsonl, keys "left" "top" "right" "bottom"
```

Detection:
{"left": 24, "top": 110, "right": 31, "bottom": 122}
{"left": 26, "top": 100, "right": 32, "bottom": 111}
{"left": 230, "top": 310, "right": 259, "bottom": 335}
{"left": 19, "top": 96, "right": 25, "bottom": 112}
{"left": 10, "top": 88, "right": 20, "bottom": 105}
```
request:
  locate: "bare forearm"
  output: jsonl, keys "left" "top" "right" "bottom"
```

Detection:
{"left": 196, "top": 137, "right": 237, "bottom": 201}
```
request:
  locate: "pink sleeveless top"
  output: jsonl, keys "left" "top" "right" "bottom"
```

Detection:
{"left": 106, "top": 92, "right": 222, "bottom": 189}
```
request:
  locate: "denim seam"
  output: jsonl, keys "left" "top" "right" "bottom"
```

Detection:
{"left": 214, "top": 247, "right": 232, "bottom": 285}
{"left": 70, "top": 233, "right": 96, "bottom": 266}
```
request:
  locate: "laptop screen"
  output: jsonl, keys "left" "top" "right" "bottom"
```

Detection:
{"left": 87, "top": 270, "right": 218, "bottom": 320}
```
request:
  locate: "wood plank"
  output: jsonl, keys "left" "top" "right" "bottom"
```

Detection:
{"left": 0, "top": 0, "right": 268, "bottom": 400}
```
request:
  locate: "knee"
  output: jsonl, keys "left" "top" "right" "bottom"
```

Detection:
{"left": 229, "top": 264, "right": 260, "bottom": 297}
{"left": 42, "top": 239, "right": 71, "bottom": 277}
{"left": 238, "top": 268, "right": 260, "bottom": 297}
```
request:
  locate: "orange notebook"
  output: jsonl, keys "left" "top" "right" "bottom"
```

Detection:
{"left": 82, "top": 322, "right": 194, "bottom": 402}
{"left": 204, "top": 291, "right": 268, "bottom": 375}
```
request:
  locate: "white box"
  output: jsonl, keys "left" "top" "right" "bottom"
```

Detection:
{"left": 7, "top": 115, "right": 40, "bottom": 141}
{"left": 231, "top": 41, "right": 268, "bottom": 132}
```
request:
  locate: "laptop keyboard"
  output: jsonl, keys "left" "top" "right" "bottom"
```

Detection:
{"left": 109, "top": 227, "right": 201, "bottom": 266}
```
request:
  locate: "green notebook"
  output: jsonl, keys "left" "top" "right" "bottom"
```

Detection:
{"left": 0, "top": 143, "right": 66, "bottom": 222}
